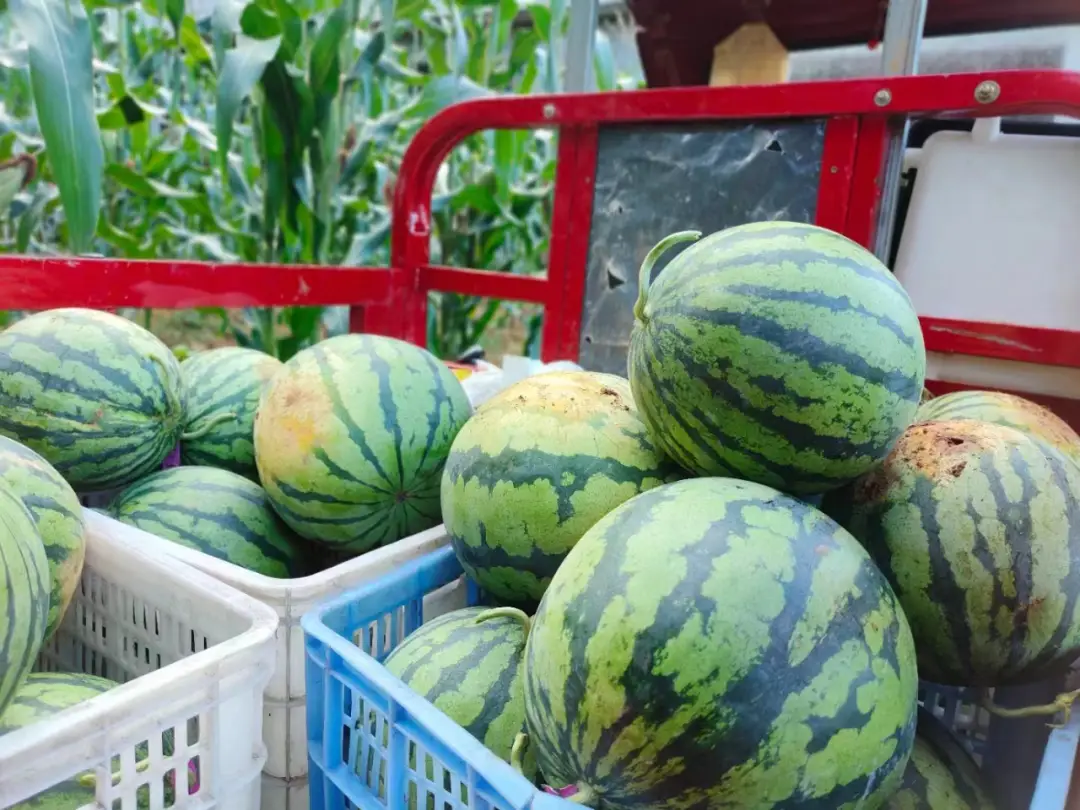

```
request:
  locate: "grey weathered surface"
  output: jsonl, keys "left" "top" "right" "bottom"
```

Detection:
{"left": 577, "top": 120, "right": 825, "bottom": 374}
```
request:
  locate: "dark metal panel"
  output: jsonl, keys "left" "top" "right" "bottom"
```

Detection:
{"left": 578, "top": 120, "right": 825, "bottom": 375}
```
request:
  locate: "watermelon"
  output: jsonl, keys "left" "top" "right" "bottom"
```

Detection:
{"left": 441, "top": 371, "right": 679, "bottom": 606}
{"left": 0, "top": 484, "right": 49, "bottom": 718}
{"left": 0, "top": 672, "right": 117, "bottom": 809}
{"left": 0, "top": 671, "right": 117, "bottom": 733}
{"left": 917, "top": 389, "right": 1080, "bottom": 462}
{"left": 824, "top": 419, "right": 1080, "bottom": 686}
{"left": 180, "top": 347, "right": 283, "bottom": 479}
{"left": 109, "top": 466, "right": 310, "bottom": 577}
{"left": 887, "top": 709, "right": 996, "bottom": 810}
{"left": 627, "top": 222, "right": 926, "bottom": 495}
{"left": 383, "top": 606, "right": 536, "bottom": 779}
{"left": 524, "top": 477, "right": 918, "bottom": 809}
{"left": 0, "top": 672, "right": 192, "bottom": 808}
{"left": 0, "top": 436, "right": 85, "bottom": 641}
{"left": 255, "top": 334, "right": 470, "bottom": 553}
{"left": 0, "top": 309, "right": 184, "bottom": 491}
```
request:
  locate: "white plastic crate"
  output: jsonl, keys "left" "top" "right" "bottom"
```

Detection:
{"left": 0, "top": 509, "right": 278, "bottom": 809}
{"left": 86, "top": 510, "right": 450, "bottom": 793}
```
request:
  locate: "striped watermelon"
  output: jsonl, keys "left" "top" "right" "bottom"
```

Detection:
{"left": 0, "top": 484, "right": 49, "bottom": 718}
{"left": 109, "top": 466, "right": 310, "bottom": 577}
{"left": 917, "top": 389, "right": 1080, "bottom": 462}
{"left": 0, "top": 672, "right": 191, "bottom": 807}
{"left": 180, "top": 347, "right": 283, "bottom": 479}
{"left": 441, "top": 371, "right": 679, "bottom": 606}
{"left": 0, "top": 672, "right": 117, "bottom": 809}
{"left": 383, "top": 606, "right": 536, "bottom": 779}
{"left": 0, "top": 671, "right": 117, "bottom": 733}
{"left": 255, "top": 334, "right": 470, "bottom": 553}
{"left": 524, "top": 477, "right": 918, "bottom": 809}
{"left": 0, "top": 309, "right": 184, "bottom": 491}
{"left": 824, "top": 419, "right": 1080, "bottom": 686}
{"left": 627, "top": 222, "right": 926, "bottom": 495}
{"left": 887, "top": 709, "right": 995, "bottom": 810}
{"left": 0, "top": 436, "right": 85, "bottom": 641}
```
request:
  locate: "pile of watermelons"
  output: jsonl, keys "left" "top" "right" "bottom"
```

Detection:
{"left": 0, "top": 312, "right": 470, "bottom": 805}
{"left": 0, "top": 219, "right": 1078, "bottom": 809}
{"left": 400, "top": 222, "right": 1080, "bottom": 810}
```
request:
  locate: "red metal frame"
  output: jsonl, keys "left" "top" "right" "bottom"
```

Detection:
{"left": 388, "top": 68, "right": 1080, "bottom": 369}
{"left": 1, "top": 69, "right": 1079, "bottom": 380}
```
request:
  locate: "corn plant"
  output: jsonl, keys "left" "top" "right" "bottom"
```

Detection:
{"left": 0, "top": 0, "right": 607, "bottom": 360}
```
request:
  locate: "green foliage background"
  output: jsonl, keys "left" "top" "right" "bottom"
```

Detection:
{"left": 0, "top": 0, "right": 629, "bottom": 359}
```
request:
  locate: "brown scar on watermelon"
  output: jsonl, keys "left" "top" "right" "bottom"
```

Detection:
{"left": 855, "top": 420, "right": 1012, "bottom": 503}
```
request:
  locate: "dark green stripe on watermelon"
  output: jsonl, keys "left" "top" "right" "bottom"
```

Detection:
{"left": 0, "top": 309, "right": 184, "bottom": 491}
{"left": 524, "top": 477, "right": 918, "bottom": 810}
{"left": 442, "top": 371, "right": 679, "bottom": 607}
{"left": 255, "top": 334, "right": 470, "bottom": 553}
{"left": 824, "top": 419, "right": 1080, "bottom": 687}
{"left": 887, "top": 708, "right": 996, "bottom": 810}
{"left": 0, "top": 435, "right": 85, "bottom": 642}
{"left": 181, "top": 347, "right": 282, "bottom": 479}
{"left": 0, "top": 484, "right": 50, "bottom": 718}
{"left": 109, "top": 466, "right": 310, "bottom": 578}
{"left": 627, "top": 222, "right": 926, "bottom": 496}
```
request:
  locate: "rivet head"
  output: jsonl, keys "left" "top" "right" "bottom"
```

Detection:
{"left": 874, "top": 89, "right": 892, "bottom": 107}
{"left": 974, "top": 80, "right": 1000, "bottom": 104}
{"left": 542, "top": 103, "right": 556, "bottom": 119}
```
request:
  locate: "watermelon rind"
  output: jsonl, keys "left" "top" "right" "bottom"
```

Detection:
{"left": 825, "top": 419, "right": 1080, "bottom": 687}
{"left": 0, "top": 308, "right": 185, "bottom": 491}
{"left": 109, "top": 466, "right": 310, "bottom": 578}
{"left": 180, "top": 346, "right": 283, "bottom": 479}
{"left": 524, "top": 477, "right": 919, "bottom": 810}
{"left": 886, "top": 708, "right": 997, "bottom": 810}
{"left": 0, "top": 483, "right": 50, "bottom": 718}
{"left": 0, "top": 435, "right": 86, "bottom": 641}
{"left": 627, "top": 222, "right": 926, "bottom": 495}
{"left": 441, "top": 371, "right": 680, "bottom": 606}
{"left": 255, "top": 334, "right": 471, "bottom": 553}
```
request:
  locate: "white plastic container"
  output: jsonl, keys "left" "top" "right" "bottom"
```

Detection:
{"left": 88, "top": 510, "right": 451, "bottom": 793}
{"left": 0, "top": 509, "right": 278, "bottom": 809}
{"left": 894, "top": 118, "right": 1080, "bottom": 401}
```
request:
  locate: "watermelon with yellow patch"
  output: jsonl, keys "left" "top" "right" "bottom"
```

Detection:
{"left": 441, "top": 371, "right": 680, "bottom": 606}
{"left": 825, "top": 419, "right": 1080, "bottom": 686}
{"left": 255, "top": 334, "right": 470, "bottom": 553}
{"left": 917, "top": 389, "right": 1080, "bottom": 462}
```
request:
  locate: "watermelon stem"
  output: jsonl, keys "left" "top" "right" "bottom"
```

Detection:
{"left": 632, "top": 230, "right": 703, "bottom": 324}
{"left": 510, "top": 732, "right": 529, "bottom": 773}
{"left": 181, "top": 411, "right": 238, "bottom": 441}
{"left": 983, "top": 687, "right": 1080, "bottom": 728}
{"left": 567, "top": 784, "right": 598, "bottom": 805}
{"left": 474, "top": 606, "right": 531, "bottom": 640}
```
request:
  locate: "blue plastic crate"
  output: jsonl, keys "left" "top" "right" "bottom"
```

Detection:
{"left": 302, "top": 546, "right": 1080, "bottom": 810}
